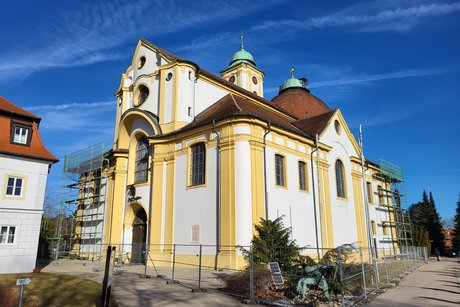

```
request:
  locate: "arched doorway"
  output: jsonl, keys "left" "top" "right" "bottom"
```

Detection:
{"left": 131, "top": 207, "right": 147, "bottom": 264}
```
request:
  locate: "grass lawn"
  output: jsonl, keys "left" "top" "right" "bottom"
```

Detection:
{"left": 0, "top": 272, "right": 117, "bottom": 307}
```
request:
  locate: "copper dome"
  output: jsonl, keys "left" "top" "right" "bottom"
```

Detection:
{"left": 271, "top": 88, "right": 331, "bottom": 120}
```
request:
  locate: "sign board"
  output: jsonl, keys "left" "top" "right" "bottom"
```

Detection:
{"left": 268, "top": 262, "right": 284, "bottom": 285}
{"left": 16, "top": 278, "right": 31, "bottom": 286}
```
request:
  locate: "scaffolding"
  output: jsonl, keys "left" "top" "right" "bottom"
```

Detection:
{"left": 372, "top": 158, "right": 413, "bottom": 251}
{"left": 57, "top": 143, "right": 110, "bottom": 260}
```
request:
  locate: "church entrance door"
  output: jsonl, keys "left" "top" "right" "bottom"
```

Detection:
{"left": 131, "top": 208, "right": 147, "bottom": 264}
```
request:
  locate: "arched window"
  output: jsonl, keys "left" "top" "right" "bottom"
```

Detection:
{"left": 335, "top": 160, "right": 346, "bottom": 198}
{"left": 190, "top": 143, "right": 206, "bottom": 185}
{"left": 135, "top": 137, "right": 149, "bottom": 183}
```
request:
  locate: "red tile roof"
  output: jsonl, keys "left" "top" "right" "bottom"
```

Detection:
{"left": 0, "top": 97, "right": 58, "bottom": 163}
{"left": 271, "top": 88, "right": 331, "bottom": 120}
{"left": 0, "top": 96, "right": 41, "bottom": 121}
{"left": 292, "top": 110, "right": 336, "bottom": 137}
{"left": 153, "top": 94, "right": 335, "bottom": 140}
{"left": 184, "top": 94, "right": 308, "bottom": 136}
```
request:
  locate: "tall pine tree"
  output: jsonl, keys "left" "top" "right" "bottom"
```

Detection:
{"left": 408, "top": 191, "right": 444, "bottom": 255}
{"left": 454, "top": 194, "right": 460, "bottom": 252}
{"left": 428, "top": 192, "right": 444, "bottom": 254}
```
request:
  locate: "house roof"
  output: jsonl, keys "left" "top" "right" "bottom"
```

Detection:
{"left": 0, "top": 97, "right": 58, "bottom": 163}
{"left": 0, "top": 96, "right": 41, "bottom": 121}
{"left": 186, "top": 94, "right": 309, "bottom": 136}
{"left": 271, "top": 87, "right": 331, "bottom": 120}
{"left": 292, "top": 110, "right": 336, "bottom": 137}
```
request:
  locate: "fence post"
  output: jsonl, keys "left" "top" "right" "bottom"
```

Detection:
{"left": 192, "top": 244, "right": 203, "bottom": 292}
{"left": 172, "top": 244, "right": 176, "bottom": 282}
{"left": 338, "top": 247, "right": 345, "bottom": 307}
{"left": 359, "top": 247, "right": 367, "bottom": 300}
{"left": 373, "top": 251, "right": 380, "bottom": 289}
{"left": 249, "top": 245, "right": 255, "bottom": 303}
{"left": 383, "top": 249, "right": 389, "bottom": 283}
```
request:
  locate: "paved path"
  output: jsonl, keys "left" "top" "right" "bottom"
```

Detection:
{"left": 368, "top": 257, "right": 460, "bottom": 307}
{"left": 42, "top": 259, "right": 245, "bottom": 306}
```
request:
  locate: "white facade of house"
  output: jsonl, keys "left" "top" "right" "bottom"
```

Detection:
{"left": 0, "top": 155, "right": 52, "bottom": 273}
{"left": 0, "top": 97, "right": 57, "bottom": 273}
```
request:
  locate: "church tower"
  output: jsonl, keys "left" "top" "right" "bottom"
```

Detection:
{"left": 220, "top": 36, "right": 265, "bottom": 97}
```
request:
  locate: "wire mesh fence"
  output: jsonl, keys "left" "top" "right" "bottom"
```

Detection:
{"left": 37, "top": 243, "right": 427, "bottom": 306}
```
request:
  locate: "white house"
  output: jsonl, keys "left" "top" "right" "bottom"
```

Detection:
{"left": 0, "top": 97, "right": 58, "bottom": 273}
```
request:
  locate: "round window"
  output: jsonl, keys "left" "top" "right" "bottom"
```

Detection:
{"left": 138, "top": 56, "right": 146, "bottom": 69}
{"left": 166, "top": 72, "right": 173, "bottom": 81}
{"left": 229, "top": 76, "right": 236, "bottom": 84}
{"left": 334, "top": 120, "right": 341, "bottom": 134}
{"left": 252, "top": 76, "right": 258, "bottom": 85}
{"left": 134, "top": 84, "right": 149, "bottom": 106}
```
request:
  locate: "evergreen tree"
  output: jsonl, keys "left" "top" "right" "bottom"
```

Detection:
{"left": 454, "top": 194, "right": 460, "bottom": 252}
{"left": 408, "top": 191, "right": 430, "bottom": 229}
{"left": 412, "top": 226, "right": 431, "bottom": 252}
{"left": 409, "top": 191, "right": 444, "bottom": 255}
{"left": 428, "top": 192, "right": 445, "bottom": 254}
{"left": 250, "top": 216, "right": 299, "bottom": 273}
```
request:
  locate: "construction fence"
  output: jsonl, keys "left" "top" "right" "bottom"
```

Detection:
{"left": 38, "top": 243, "right": 427, "bottom": 306}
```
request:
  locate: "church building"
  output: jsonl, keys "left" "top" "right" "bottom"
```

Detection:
{"left": 103, "top": 38, "right": 397, "bottom": 267}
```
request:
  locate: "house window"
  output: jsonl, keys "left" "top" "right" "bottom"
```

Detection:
{"left": 335, "top": 160, "right": 346, "bottom": 198}
{"left": 371, "top": 221, "right": 376, "bottom": 235}
{"left": 378, "top": 185, "right": 384, "bottom": 204}
{"left": 298, "top": 161, "right": 307, "bottom": 191}
{"left": 275, "top": 154, "right": 285, "bottom": 187}
{"left": 0, "top": 226, "right": 16, "bottom": 244}
{"left": 382, "top": 222, "right": 389, "bottom": 236}
{"left": 134, "top": 138, "right": 149, "bottom": 183}
{"left": 6, "top": 176, "right": 23, "bottom": 197}
{"left": 190, "top": 143, "right": 206, "bottom": 186}
{"left": 366, "top": 182, "right": 373, "bottom": 203}
{"left": 11, "top": 124, "right": 30, "bottom": 145}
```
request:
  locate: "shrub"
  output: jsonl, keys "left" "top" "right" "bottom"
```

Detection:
{"left": 225, "top": 268, "right": 274, "bottom": 298}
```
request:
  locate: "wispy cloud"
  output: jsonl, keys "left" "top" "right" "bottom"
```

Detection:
{"left": 25, "top": 100, "right": 115, "bottom": 111}
{"left": 180, "top": 1, "right": 460, "bottom": 51}
{"left": 264, "top": 67, "right": 448, "bottom": 94}
{"left": 309, "top": 68, "right": 448, "bottom": 89}
{"left": 444, "top": 168, "right": 460, "bottom": 173}
{"left": 0, "top": 0, "right": 281, "bottom": 83}
{"left": 254, "top": 2, "right": 460, "bottom": 32}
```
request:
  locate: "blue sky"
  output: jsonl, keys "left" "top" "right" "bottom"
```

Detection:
{"left": 1, "top": 0, "right": 459, "bottom": 219}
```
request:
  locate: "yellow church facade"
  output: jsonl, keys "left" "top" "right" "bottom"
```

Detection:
{"left": 102, "top": 38, "right": 398, "bottom": 267}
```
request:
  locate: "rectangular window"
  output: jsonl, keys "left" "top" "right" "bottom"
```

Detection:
{"left": 382, "top": 222, "right": 388, "bottom": 236}
{"left": 378, "top": 186, "right": 384, "bottom": 204}
{"left": 366, "top": 182, "right": 373, "bottom": 203}
{"left": 6, "top": 176, "right": 23, "bottom": 197}
{"left": 371, "top": 221, "right": 376, "bottom": 235}
{"left": 0, "top": 226, "right": 16, "bottom": 244}
{"left": 298, "top": 161, "right": 307, "bottom": 191}
{"left": 275, "top": 154, "right": 285, "bottom": 187}
{"left": 190, "top": 143, "right": 206, "bottom": 186}
{"left": 11, "top": 123, "right": 31, "bottom": 145}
